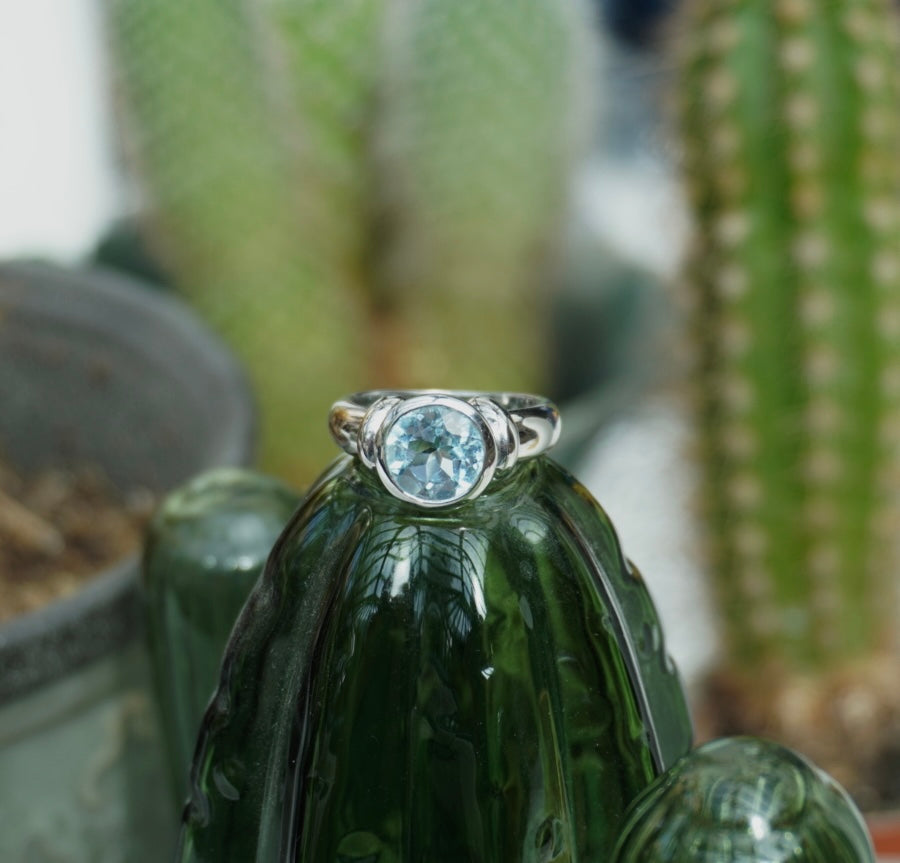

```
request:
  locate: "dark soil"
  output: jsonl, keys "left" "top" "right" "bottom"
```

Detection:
{"left": 0, "top": 459, "right": 155, "bottom": 623}
{"left": 696, "top": 657, "right": 900, "bottom": 813}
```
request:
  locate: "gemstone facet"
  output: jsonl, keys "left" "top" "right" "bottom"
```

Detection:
{"left": 382, "top": 405, "right": 487, "bottom": 504}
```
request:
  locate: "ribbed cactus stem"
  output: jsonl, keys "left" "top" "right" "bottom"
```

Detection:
{"left": 375, "top": 0, "right": 590, "bottom": 387}
{"left": 676, "top": 0, "right": 900, "bottom": 671}
{"left": 106, "top": 0, "right": 373, "bottom": 481}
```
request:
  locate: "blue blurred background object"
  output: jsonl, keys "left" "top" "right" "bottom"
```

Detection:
{"left": 599, "top": 0, "right": 678, "bottom": 47}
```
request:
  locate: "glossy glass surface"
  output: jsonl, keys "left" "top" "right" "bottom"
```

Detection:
{"left": 143, "top": 468, "right": 301, "bottom": 803}
{"left": 178, "top": 457, "right": 692, "bottom": 862}
{"left": 612, "top": 737, "right": 876, "bottom": 863}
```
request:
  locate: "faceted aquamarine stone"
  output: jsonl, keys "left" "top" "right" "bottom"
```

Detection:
{"left": 383, "top": 404, "right": 486, "bottom": 503}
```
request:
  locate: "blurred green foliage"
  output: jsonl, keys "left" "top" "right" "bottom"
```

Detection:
{"left": 105, "top": 0, "right": 593, "bottom": 483}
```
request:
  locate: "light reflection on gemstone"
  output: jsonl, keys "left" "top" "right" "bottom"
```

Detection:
{"left": 383, "top": 405, "right": 486, "bottom": 503}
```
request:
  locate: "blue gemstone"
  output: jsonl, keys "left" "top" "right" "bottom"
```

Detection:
{"left": 383, "top": 405, "right": 486, "bottom": 503}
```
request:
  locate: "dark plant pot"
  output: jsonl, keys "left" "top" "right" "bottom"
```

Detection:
{"left": 0, "top": 262, "right": 255, "bottom": 862}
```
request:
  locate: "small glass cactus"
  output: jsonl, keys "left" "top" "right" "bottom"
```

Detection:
{"left": 143, "top": 468, "right": 301, "bottom": 803}
{"left": 612, "top": 737, "right": 876, "bottom": 863}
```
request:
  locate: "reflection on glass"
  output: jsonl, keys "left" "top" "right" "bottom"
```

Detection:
{"left": 178, "top": 458, "right": 692, "bottom": 862}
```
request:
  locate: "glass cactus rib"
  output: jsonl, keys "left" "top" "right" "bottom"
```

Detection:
{"left": 612, "top": 737, "right": 876, "bottom": 863}
{"left": 177, "top": 457, "right": 692, "bottom": 862}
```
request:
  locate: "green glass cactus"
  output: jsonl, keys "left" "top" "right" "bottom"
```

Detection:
{"left": 611, "top": 737, "right": 876, "bottom": 863}
{"left": 143, "top": 469, "right": 301, "bottom": 804}
{"left": 674, "top": 0, "right": 900, "bottom": 671}
{"left": 176, "top": 457, "right": 692, "bottom": 862}
{"left": 104, "top": 0, "right": 591, "bottom": 483}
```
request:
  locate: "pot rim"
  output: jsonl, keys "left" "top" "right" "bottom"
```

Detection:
{"left": 0, "top": 558, "right": 139, "bottom": 704}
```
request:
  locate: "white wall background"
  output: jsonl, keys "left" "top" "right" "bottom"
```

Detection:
{"left": 0, "top": 0, "right": 120, "bottom": 260}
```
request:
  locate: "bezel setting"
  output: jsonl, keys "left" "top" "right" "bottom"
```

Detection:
{"left": 358, "top": 395, "right": 512, "bottom": 508}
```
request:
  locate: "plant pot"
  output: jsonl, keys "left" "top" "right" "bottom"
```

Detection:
{"left": 0, "top": 262, "right": 255, "bottom": 862}
{"left": 869, "top": 812, "right": 900, "bottom": 862}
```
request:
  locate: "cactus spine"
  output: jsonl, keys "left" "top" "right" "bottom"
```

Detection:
{"left": 675, "top": 0, "right": 900, "bottom": 671}
{"left": 105, "top": 0, "right": 590, "bottom": 483}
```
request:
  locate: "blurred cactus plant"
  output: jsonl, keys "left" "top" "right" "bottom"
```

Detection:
{"left": 674, "top": 0, "right": 900, "bottom": 802}
{"left": 104, "top": 0, "right": 592, "bottom": 483}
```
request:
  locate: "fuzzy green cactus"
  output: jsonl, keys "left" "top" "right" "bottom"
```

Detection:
{"left": 104, "top": 0, "right": 590, "bottom": 483}
{"left": 675, "top": 0, "right": 900, "bottom": 673}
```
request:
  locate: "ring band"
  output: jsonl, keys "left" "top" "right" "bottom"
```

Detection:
{"left": 329, "top": 390, "right": 561, "bottom": 507}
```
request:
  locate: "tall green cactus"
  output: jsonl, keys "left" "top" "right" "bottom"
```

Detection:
{"left": 675, "top": 0, "right": 900, "bottom": 671}
{"left": 104, "top": 0, "right": 590, "bottom": 483}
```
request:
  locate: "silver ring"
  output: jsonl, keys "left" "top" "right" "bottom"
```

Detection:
{"left": 329, "top": 390, "right": 561, "bottom": 507}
